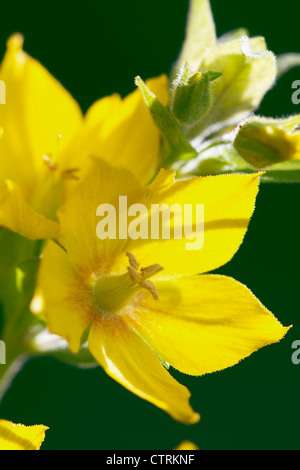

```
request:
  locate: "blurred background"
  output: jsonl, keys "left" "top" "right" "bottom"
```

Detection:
{"left": 0, "top": 0, "right": 300, "bottom": 450}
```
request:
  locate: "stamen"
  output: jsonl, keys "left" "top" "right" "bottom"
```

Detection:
{"left": 42, "top": 149, "right": 80, "bottom": 181}
{"left": 127, "top": 265, "right": 140, "bottom": 283}
{"left": 140, "top": 280, "right": 159, "bottom": 300}
{"left": 140, "top": 264, "right": 161, "bottom": 275}
{"left": 94, "top": 253, "right": 163, "bottom": 312}
{"left": 61, "top": 168, "right": 80, "bottom": 180}
{"left": 42, "top": 155, "right": 57, "bottom": 172}
{"left": 126, "top": 252, "right": 140, "bottom": 270}
{"left": 126, "top": 252, "right": 163, "bottom": 300}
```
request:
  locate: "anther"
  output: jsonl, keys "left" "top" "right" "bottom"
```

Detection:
{"left": 42, "top": 155, "right": 57, "bottom": 172}
{"left": 140, "top": 280, "right": 159, "bottom": 300}
{"left": 125, "top": 252, "right": 163, "bottom": 300}
{"left": 61, "top": 168, "right": 80, "bottom": 180}
{"left": 127, "top": 265, "right": 140, "bottom": 283}
{"left": 140, "top": 264, "right": 162, "bottom": 276}
{"left": 126, "top": 252, "right": 140, "bottom": 270}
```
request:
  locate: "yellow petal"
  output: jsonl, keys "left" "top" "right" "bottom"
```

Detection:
{"left": 125, "top": 172, "right": 262, "bottom": 276}
{"left": 35, "top": 240, "right": 90, "bottom": 352}
{"left": 0, "top": 180, "right": 59, "bottom": 240}
{"left": 58, "top": 159, "right": 261, "bottom": 276}
{"left": 58, "top": 158, "right": 146, "bottom": 268}
{"left": 124, "top": 275, "right": 290, "bottom": 376}
{"left": 0, "top": 34, "right": 83, "bottom": 197}
{"left": 85, "top": 93, "right": 122, "bottom": 126}
{"left": 0, "top": 420, "right": 48, "bottom": 450}
{"left": 88, "top": 315, "right": 200, "bottom": 424}
{"left": 58, "top": 94, "right": 122, "bottom": 172}
{"left": 174, "top": 441, "right": 199, "bottom": 451}
{"left": 64, "top": 75, "right": 169, "bottom": 184}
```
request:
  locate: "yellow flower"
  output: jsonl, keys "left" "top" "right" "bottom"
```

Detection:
{"left": 174, "top": 441, "right": 199, "bottom": 451}
{"left": 0, "top": 419, "right": 48, "bottom": 450}
{"left": 0, "top": 34, "right": 168, "bottom": 240}
{"left": 34, "top": 158, "right": 289, "bottom": 423}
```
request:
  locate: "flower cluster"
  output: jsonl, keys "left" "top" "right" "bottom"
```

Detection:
{"left": 0, "top": 0, "right": 297, "bottom": 450}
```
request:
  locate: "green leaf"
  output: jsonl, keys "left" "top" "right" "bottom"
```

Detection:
{"left": 174, "top": 0, "right": 216, "bottom": 73}
{"left": 276, "top": 53, "right": 300, "bottom": 79}
{"left": 135, "top": 76, "right": 197, "bottom": 164}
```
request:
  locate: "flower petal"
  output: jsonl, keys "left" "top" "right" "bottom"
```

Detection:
{"left": 126, "top": 172, "right": 262, "bottom": 275}
{"left": 58, "top": 158, "right": 146, "bottom": 268}
{"left": 124, "top": 274, "right": 290, "bottom": 376}
{"left": 0, "top": 180, "right": 59, "bottom": 240}
{"left": 35, "top": 241, "right": 90, "bottom": 352}
{"left": 0, "top": 34, "right": 83, "bottom": 196}
{"left": 57, "top": 160, "right": 261, "bottom": 277}
{"left": 88, "top": 315, "right": 200, "bottom": 424}
{"left": 0, "top": 420, "right": 48, "bottom": 450}
{"left": 68, "top": 75, "right": 168, "bottom": 184}
{"left": 174, "top": 441, "right": 199, "bottom": 451}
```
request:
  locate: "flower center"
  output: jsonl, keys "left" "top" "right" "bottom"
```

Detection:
{"left": 93, "top": 252, "right": 163, "bottom": 313}
{"left": 42, "top": 135, "right": 79, "bottom": 181}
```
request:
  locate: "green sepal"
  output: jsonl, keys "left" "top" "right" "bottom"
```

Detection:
{"left": 80, "top": 322, "right": 92, "bottom": 347}
{"left": 50, "top": 346, "right": 98, "bottom": 369}
{"left": 135, "top": 76, "right": 197, "bottom": 164}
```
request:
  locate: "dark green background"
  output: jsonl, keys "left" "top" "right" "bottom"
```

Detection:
{"left": 0, "top": 0, "right": 300, "bottom": 450}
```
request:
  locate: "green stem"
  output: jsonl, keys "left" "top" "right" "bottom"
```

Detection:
{"left": 0, "top": 352, "right": 29, "bottom": 403}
